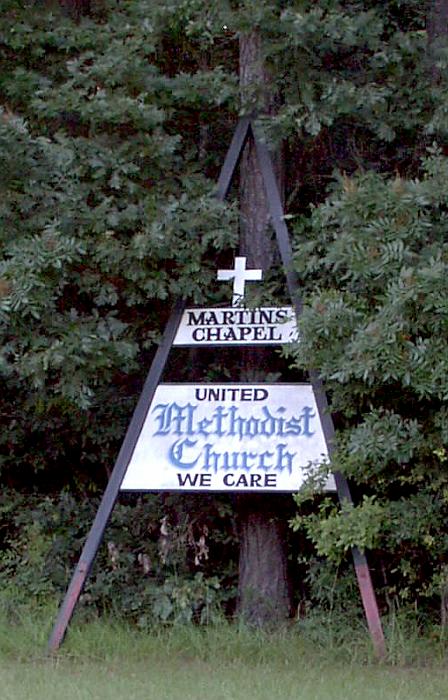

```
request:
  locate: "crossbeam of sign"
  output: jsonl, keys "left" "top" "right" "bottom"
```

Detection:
{"left": 217, "top": 257, "right": 263, "bottom": 306}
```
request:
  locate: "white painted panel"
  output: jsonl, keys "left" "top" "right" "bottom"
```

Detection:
{"left": 121, "top": 384, "right": 335, "bottom": 492}
{"left": 173, "top": 307, "right": 298, "bottom": 346}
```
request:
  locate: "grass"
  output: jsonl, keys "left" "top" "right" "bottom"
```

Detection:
{"left": 0, "top": 606, "right": 447, "bottom": 700}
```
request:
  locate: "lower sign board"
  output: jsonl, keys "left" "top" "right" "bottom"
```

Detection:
{"left": 120, "top": 384, "right": 335, "bottom": 492}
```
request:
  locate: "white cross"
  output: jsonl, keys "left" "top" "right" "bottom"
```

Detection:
{"left": 217, "top": 257, "right": 263, "bottom": 306}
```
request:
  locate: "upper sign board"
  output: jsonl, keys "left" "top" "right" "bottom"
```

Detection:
{"left": 120, "top": 383, "right": 335, "bottom": 492}
{"left": 173, "top": 306, "right": 298, "bottom": 346}
{"left": 172, "top": 256, "right": 298, "bottom": 345}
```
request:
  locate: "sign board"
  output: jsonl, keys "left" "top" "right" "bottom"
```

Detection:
{"left": 120, "top": 383, "right": 335, "bottom": 492}
{"left": 173, "top": 306, "right": 298, "bottom": 346}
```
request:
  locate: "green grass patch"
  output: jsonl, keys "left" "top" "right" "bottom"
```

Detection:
{"left": 0, "top": 606, "right": 447, "bottom": 700}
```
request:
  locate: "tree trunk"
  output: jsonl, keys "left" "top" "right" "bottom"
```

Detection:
{"left": 237, "top": 495, "right": 291, "bottom": 626}
{"left": 236, "top": 30, "right": 291, "bottom": 626}
{"left": 239, "top": 31, "right": 274, "bottom": 269}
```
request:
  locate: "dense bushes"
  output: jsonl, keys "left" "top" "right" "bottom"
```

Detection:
{"left": 0, "top": 489, "right": 238, "bottom": 625}
{"left": 290, "top": 155, "right": 448, "bottom": 622}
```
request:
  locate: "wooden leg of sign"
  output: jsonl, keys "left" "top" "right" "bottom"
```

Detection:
{"left": 48, "top": 299, "right": 185, "bottom": 653}
{"left": 332, "top": 473, "right": 387, "bottom": 660}
{"left": 351, "top": 546, "right": 386, "bottom": 659}
{"left": 334, "top": 470, "right": 386, "bottom": 659}
{"left": 216, "top": 116, "right": 251, "bottom": 201}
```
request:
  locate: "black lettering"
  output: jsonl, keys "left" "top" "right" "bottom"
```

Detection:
{"left": 199, "top": 474, "right": 212, "bottom": 487}
{"left": 267, "top": 325, "right": 282, "bottom": 341}
{"left": 205, "top": 311, "right": 219, "bottom": 325}
{"left": 221, "top": 310, "right": 235, "bottom": 325}
{"left": 177, "top": 473, "right": 200, "bottom": 487}
{"left": 253, "top": 326, "right": 267, "bottom": 341}
{"left": 205, "top": 327, "right": 222, "bottom": 341}
{"left": 275, "top": 309, "right": 288, "bottom": 322}
{"left": 265, "top": 474, "right": 277, "bottom": 487}
{"left": 192, "top": 328, "right": 205, "bottom": 342}
{"left": 223, "top": 473, "right": 235, "bottom": 486}
{"left": 222, "top": 327, "right": 238, "bottom": 341}
{"left": 259, "top": 309, "right": 275, "bottom": 324}
{"left": 187, "top": 311, "right": 206, "bottom": 326}
{"left": 239, "top": 327, "right": 252, "bottom": 340}
{"left": 248, "top": 309, "right": 257, "bottom": 324}
{"left": 254, "top": 388, "right": 268, "bottom": 401}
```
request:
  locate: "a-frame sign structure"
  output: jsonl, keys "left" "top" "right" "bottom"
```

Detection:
{"left": 48, "top": 117, "right": 386, "bottom": 658}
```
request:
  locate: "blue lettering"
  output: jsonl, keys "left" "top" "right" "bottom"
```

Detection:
{"left": 300, "top": 406, "right": 315, "bottom": 437}
{"left": 259, "top": 450, "right": 274, "bottom": 470}
{"left": 214, "top": 406, "right": 228, "bottom": 436}
{"left": 202, "top": 444, "right": 221, "bottom": 473}
{"left": 228, "top": 406, "right": 245, "bottom": 439}
{"left": 151, "top": 401, "right": 316, "bottom": 442}
{"left": 169, "top": 438, "right": 200, "bottom": 469}
{"left": 197, "top": 416, "right": 214, "bottom": 436}
{"left": 152, "top": 402, "right": 196, "bottom": 436}
{"left": 275, "top": 444, "right": 296, "bottom": 473}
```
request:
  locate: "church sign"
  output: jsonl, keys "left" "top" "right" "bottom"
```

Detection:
{"left": 120, "top": 383, "right": 335, "bottom": 492}
{"left": 48, "top": 118, "right": 385, "bottom": 658}
{"left": 173, "top": 306, "right": 297, "bottom": 346}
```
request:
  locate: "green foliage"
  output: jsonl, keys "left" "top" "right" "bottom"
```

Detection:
{"left": 292, "top": 497, "right": 385, "bottom": 559}
{"left": 275, "top": 3, "right": 428, "bottom": 141}
{"left": 0, "top": 1, "right": 237, "bottom": 486}
{"left": 0, "top": 490, "right": 237, "bottom": 624}
{"left": 289, "top": 152, "right": 448, "bottom": 614}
